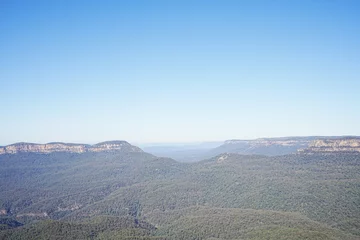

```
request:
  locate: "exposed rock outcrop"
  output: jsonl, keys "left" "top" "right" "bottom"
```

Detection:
{"left": 0, "top": 140, "right": 143, "bottom": 155}
{"left": 299, "top": 137, "right": 360, "bottom": 153}
{"left": 212, "top": 137, "right": 316, "bottom": 156}
{"left": 16, "top": 212, "right": 48, "bottom": 218}
{"left": 214, "top": 136, "right": 360, "bottom": 156}
{"left": 224, "top": 137, "right": 311, "bottom": 147}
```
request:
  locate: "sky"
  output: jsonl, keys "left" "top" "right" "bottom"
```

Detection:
{"left": 1, "top": 0, "right": 360, "bottom": 145}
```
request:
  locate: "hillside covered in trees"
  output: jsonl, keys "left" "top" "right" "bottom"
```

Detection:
{"left": 0, "top": 145, "right": 359, "bottom": 239}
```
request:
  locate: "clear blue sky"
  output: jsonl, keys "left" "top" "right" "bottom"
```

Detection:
{"left": 1, "top": 0, "right": 359, "bottom": 145}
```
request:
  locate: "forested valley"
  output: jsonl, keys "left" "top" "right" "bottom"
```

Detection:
{"left": 0, "top": 142, "right": 359, "bottom": 239}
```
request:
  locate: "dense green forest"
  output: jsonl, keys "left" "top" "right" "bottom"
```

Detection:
{"left": 0, "top": 150, "right": 359, "bottom": 239}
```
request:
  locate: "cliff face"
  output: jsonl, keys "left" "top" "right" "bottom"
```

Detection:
{"left": 212, "top": 136, "right": 360, "bottom": 156}
{"left": 213, "top": 137, "right": 314, "bottom": 156}
{"left": 250, "top": 139, "right": 310, "bottom": 147}
{"left": 224, "top": 137, "right": 313, "bottom": 148}
{"left": 299, "top": 138, "right": 360, "bottom": 153}
{"left": 90, "top": 141, "right": 143, "bottom": 153}
{"left": 0, "top": 141, "right": 143, "bottom": 155}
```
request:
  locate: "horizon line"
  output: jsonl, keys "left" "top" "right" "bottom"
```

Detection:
{"left": 1, "top": 135, "right": 359, "bottom": 147}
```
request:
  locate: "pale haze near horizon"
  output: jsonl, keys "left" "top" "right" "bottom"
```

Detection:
{"left": 1, "top": 0, "right": 360, "bottom": 146}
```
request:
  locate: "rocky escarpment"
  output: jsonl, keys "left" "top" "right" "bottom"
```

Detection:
{"left": 0, "top": 140, "right": 143, "bottom": 155}
{"left": 213, "top": 137, "right": 316, "bottom": 156}
{"left": 224, "top": 137, "right": 312, "bottom": 147}
{"left": 299, "top": 137, "right": 360, "bottom": 153}
{"left": 216, "top": 136, "right": 360, "bottom": 156}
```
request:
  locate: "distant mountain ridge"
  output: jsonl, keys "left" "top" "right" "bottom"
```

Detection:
{"left": 2, "top": 136, "right": 360, "bottom": 157}
{"left": 211, "top": 136, "right": 359, "bottom": 156}
{"left": 0, "top": 140, "right": 143, "bottom": 155}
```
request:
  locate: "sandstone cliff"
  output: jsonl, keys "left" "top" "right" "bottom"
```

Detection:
{"left": 298, "top": 138, "right": 360, "bottom": 153}
{"left": 212, "top": 137, "right": 315, "bottom": 156}
{"left": 224, "top": 137, "right": 312, "bottom": 147}
{"left": 0, "top": 140, "right": 143, "bottom": 155}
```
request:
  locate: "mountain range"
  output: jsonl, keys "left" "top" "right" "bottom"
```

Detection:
{"left": 0, "top": 136, "right": 359, "bottom": 239}
{"left": 143, "top": 136, "right": 360, "bottom": 162}
{"left": 2, "top": 136, "right": 360, "bottom": 157}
